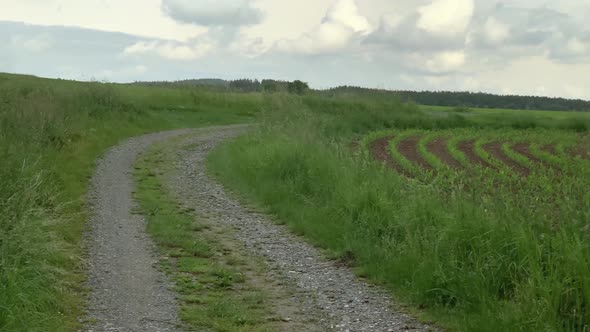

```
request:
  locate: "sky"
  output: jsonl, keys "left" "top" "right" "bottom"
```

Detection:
{"left": 1, "top": 0, "right": 589, "bottom": 99}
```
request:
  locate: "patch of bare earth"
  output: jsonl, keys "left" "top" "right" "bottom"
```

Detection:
{"left": 540, "top": 144, "right": 559, "bottom": 156}
{"left": 511, "top": 143, "right": 563, "bottom": 174}
{"left": 457, "top": 140, "right": 493, "bottom": 169}
{"left": 569, "top": 145, "right": 590, "bottom": 160}
{"left": 513, "top": 143, "right": 543, "bottom": 164}
{"left": 397, "top": 136, "right": 434, "bottom": 171}
{"left": 483, "top": 142, "right": 530, "bottom": 176}
{"left": 427, "top": 138, "right": 462, "bottom": 169}
{"left": 369, "top": 136, "right": 406, "bottom": 174}
{"left": 513, "top": 143, "right": 569, "bottom": 177}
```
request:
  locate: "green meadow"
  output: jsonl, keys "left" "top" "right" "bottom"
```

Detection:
{"left": 209, "top": 95, "right": 590, "bottom": 331}
{"left": 1, "top": 72, "right": 589, "bottom": 331}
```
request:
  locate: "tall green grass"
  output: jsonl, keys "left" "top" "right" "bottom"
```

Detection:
{"left": 209, "top": 95, "right": 590, "bottom": 331}
{"left": 2, "top": 72, "right": 587, "bottom": 331}
{"left": 0, "top": 73, "right": 259, "bottom": 331}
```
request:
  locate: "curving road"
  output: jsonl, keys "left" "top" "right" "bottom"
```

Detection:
{"left": 84, "top": 126, "right": 433, "bottom": 332}
{"left": 85, "top": 129, "right": 191, "bottom": 332}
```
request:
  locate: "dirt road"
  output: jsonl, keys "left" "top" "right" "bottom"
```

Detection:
{"left": 85, "top": 130, "right": 190, "bottom": 331}
{"left": 84, "top": 126, "right": 431, "bottom": 331}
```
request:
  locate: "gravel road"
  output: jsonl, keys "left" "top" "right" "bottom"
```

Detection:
{"left": 84, "top": 125, "right": 433, "bottom": 332}
{"left": 84, "top": 129, "right": 192, "bottom": 332}
{"left": 169, "top": 126, "right": 432, "bottom": 332}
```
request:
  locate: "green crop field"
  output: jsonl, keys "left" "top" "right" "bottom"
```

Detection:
{"left": 1, "top": 72, "right": 589, "bottom": 331}
{"left": 209, "top": 96, "right": 590, "bottom": 331}
{"left": 419, "top": 104, "right": 590, "bottom": 121}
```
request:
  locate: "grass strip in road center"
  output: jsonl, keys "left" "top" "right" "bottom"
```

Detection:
{"left": 134, "top": 140, "right": 296, "bottom": 332}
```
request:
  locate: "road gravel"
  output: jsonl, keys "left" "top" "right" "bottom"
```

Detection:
{"left": 84, "top": 126, "right": 434, "bottom": 332}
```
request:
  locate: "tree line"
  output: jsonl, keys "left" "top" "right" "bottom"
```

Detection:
{"left": 132, "top": 79, "right": 590, "bottom": 112}
{"left": 320, "top": 86, "right": 590, "bottom": 112}
{"left": 134, "top": 78, "right": 310, "bottom": 95}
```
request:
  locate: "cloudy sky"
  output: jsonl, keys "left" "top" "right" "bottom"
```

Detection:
{"left": 1, "top": 0, "right": 589, "bottom": 99}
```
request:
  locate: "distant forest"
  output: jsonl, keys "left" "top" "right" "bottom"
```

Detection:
{"left": 133, "top": 79, "right": 590, "bottom": 112}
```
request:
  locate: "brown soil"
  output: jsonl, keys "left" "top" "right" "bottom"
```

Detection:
{"left": 569, "top": 145, "right": 590, "bottom": 160}
{"left": 512, "top": 143, "right": 544, "bottom": 164}
{"left": 541, "top": 144, "right": 558, "bottom": 156}
{"left": 514, "top": 143, "right": 565, "bottom": 177}
{"left": 348, "top": 139, "right": 360, "bottom": 153}
{"left": 369, "top": 136, "right": 406, "bottom": 174}
{"left": 397, "top": 136, "right": 434, "bottom": 171}
{"left": 483, "top": 142, "right": 530, "bottom": 176}
{"left": 427, "top": 138, "right": 462, "bottom": 169}
{"left": 457, "top": 140, "right": 493, "bottom": 168}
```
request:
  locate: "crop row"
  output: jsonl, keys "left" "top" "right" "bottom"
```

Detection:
{"left": 367, "top": 129, "right": 588, "bottom": 180}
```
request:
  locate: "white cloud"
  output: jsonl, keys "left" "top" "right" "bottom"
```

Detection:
{"left": 366, "top": 0, "right": 474, "bottom": 53}
{"left": 11, "top": 34, "right": 53, "bottom": 52}
{"left": 124, "top": 42, "right": 155, "bottom": 55}
{"left": 475, "top": 55, "right": 590, "bottom": 99}
{"left": 324, "top": 0, "right": 371, "bottom": 33}
{"left": 379, "top": 14, "right": 404, "bottom": 31}
{"left": 135, "top": 65, "right": 148, "bottom": 74}
{"left": 423, "top": 50, "right": 466, "bottom": 73}
{"left": 96, "top": 65, "right": 149, "bottom": 81}
{"left": 0, "top": 0, "right": 206, "bottom": 42}
{"left": 275, "top": 0, "right": 370, "bottom": 54}
{"left": 484, "top": 17, "right": 510, "bottom": 44}
{"left": 465, "top": 5, "right": 590, "bottom": 63}
{"left": 276, "top": 23, "right": 354, "bottom": 54}
{"left": 161, "top": 0, "right": 263, "bottom": 26}
{"left": 123, "top": 39, "right": 216, "bottom": 60}
{"left": 2, "top": 1, "right": 590, "bottom": 99}
{"left": 416, "top": 0, "right": 474, "bottom": 37}
{"left": 229, "top": 35, "right": 268, "bottom": 57}
{"left": 567, "top": 37, "right": 586, "bottom": 54}
{"left": 460, "top": 77, "right": 480, "bottom": 91}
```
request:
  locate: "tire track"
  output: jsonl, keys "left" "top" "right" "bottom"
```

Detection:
{"left": 85, "top": 130, "right": 191, "bottom": 331}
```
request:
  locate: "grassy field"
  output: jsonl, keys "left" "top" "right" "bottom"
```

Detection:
{"left": 0, "top": 73, "right": 259, "bottom": 331}
{"left": 2, "top": 72, "right": 589, "bottom": 331}
{"left": 209, "top": 95, "right": 590, "bottom": 331}
{"left": 419, "top": 104, "right": 590, "bottom": 121}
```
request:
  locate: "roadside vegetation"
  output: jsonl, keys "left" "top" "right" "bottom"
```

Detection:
{"left": 0, "top": 73, "right": 257, "bottom": 331}
{"left": 209, "top": 95, "right": 590, "bottom": 331}
{"left": 2, "top": 72, "right": 589, "bottom": 331}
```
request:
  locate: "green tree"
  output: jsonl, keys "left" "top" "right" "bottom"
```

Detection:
{"left": 288, "top": 80, "right": 309, "bottom": 95}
